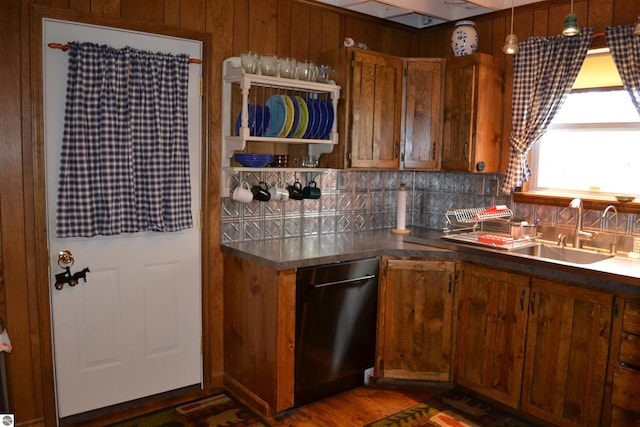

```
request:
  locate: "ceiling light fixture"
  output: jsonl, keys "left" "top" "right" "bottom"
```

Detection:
{"left": 634, "top": 15, "right": 640, "bottom": 36}
{"left": 502, "top": 0, "right": 519, "bottom": 54}
{"left": 562, "top": 0, "right": 580, "bottom": 36}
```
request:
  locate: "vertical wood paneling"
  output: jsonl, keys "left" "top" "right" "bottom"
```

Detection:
{"left": 164, "top": 0, "right": 181, "bottom": 27}
{"left": 614, "top": 0, "right": 640, "bottom": 25}
{"left": 69, "top": 0, "right": 91, "bottom": 13}
{"left": 587, "top": 0, "right": 614, "bottom": 30}
{"left": 233, "top": 0, "right": 249, "bottom": 52}
{"left": 90, "top": 0, "right": 121, "bottom": 18}
{"left": 122, "top": 0, "right": 164, "bottom": 24}
{"left": 289, "top": 2, "right": 311, "bottom": 59}
{"left": 180, "top": 0, "right": 206, "bottom": 31}
{"left": 321, "top": 10, "right": 341, "bottom": 54}
{"left": 249, "top": 0, "right": 277, "bottom": 54}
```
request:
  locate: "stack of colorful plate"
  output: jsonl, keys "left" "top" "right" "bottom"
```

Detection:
{"left": 234, "top": 153, "right": 275, "bottom": 168}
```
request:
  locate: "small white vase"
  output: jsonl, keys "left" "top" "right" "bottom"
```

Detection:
{"left": 451, "top": 20, "right": 478, "bottom": 56}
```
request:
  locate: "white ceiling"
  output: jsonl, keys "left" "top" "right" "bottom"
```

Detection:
{"left": 314, "top": 0, "right": 546, "bottom": 28}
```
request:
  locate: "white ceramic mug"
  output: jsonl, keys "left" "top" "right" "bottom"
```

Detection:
{"left": 233, "top": 182, "right": 253, "bottom": 203}
{"left": 269, "top": 181, "right": 289, "bottom": 202}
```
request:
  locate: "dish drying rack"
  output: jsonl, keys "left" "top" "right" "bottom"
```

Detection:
{"left": 444, "top": 206, "right": 513, "bottom": 233}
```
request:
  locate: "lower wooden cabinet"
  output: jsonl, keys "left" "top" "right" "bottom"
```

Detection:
{"left": 456, "top": 263, "right": 530, "bottom": 408}
{"left": 521, "top": 278, "right": 613, "bottom": 427}
{"left": 457, "top": 264, "right": 614, "bottom": 427}
{"left": 604, "top": 299, "right": 640, "bottom": 426}
{"left": 376, "top": 257, "right": 459, "bottom": 381}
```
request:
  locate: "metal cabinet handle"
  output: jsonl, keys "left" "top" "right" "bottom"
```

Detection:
{"left": 520, "top": 289, "right": 525, "bottom": 311}
{"left": 530, "top": 291, "right": 536, "bottom": 314}
{"left": 312, "top": 274, "right": 376, "bottom": 289}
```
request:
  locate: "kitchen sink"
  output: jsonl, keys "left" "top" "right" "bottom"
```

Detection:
{"left": 510, "top": 244, "right": 614, "bottom": 264}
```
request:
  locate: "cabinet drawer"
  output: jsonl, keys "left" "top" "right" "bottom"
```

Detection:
{"left": 623, "top": 301, "right": 640, "bottom": 335}
{"left": 620, "top": 332, "right": 640, "bottom": 367}
{"left": 612, "top": 363, "right": 640, "bottom": 413}
{"left": 611, "top": 406, "right": 640, "bottom": 427}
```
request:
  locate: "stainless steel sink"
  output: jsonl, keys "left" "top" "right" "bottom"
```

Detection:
{"left": 510, "top": 244, "right": 614, "bottom": 264}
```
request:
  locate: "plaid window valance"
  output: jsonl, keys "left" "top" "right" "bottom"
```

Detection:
{"left": 56, "top": 42, "right": 193, "bottom": 237}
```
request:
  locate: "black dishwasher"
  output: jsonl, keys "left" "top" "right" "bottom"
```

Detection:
{"left": 294, "top": 257, "right": 379, "bottom": 407}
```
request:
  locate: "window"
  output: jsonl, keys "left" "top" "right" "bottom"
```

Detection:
{"left": 527, "top": 49, "right": 640, "bottom": 198}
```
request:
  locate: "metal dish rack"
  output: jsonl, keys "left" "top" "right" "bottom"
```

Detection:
{"left": 444, "top": 206, "right": 513, "bottom": 233}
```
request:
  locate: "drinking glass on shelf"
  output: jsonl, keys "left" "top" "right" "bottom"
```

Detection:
{"left": 240, "top": 51, "right": 259, "bottom": 73}
{"left": 260, "top": 54, "right": 278, "bottom": 76}
{"left": 278, "top": 57, "right": 297, "bottom": 78}
{"left": 316, "top": 64, "right": 333, "bottom": 83}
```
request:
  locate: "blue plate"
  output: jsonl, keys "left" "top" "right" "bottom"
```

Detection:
{"left": 323, "top": 100, "right": 335, "bottom": 139}
{"left": 256, "top": 105, "right": 270, "bottom": 136}
{"left": 310, "top": 99, "right": 323, "bottom": 139}
{"left": 235, "top": 104, "right": 270, "bottom": 137}
{"left": 264, "top": 95, "right": 287, "bottom": 137}
{"left": 303, "top": 98, "right": 316, "bottom": 139}
{"left": 317, "top": 100, "right": 330, "bottom": 139}
{"left": 287, "top": 95, "right": 301, "bottom": 138}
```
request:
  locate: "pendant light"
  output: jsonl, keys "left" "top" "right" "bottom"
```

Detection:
{"left": 562, "top": 0, "right": 580, "bottom": 36}
{"left": 634, "top": 15, "right": 640, "bottom": 36}
{"left": 502, "top": 0, "right": 519, "bottom": 54}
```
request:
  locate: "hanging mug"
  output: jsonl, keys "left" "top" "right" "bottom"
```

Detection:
{"left": 288, "top": 180, "right": 304, "bottom": 200}
{"left": 232, "top": 182, "right": 253, "bottom": 203}
{"left": 269, "top": 180, "right": 290, "bottom": 202}
{"left": 251, "top": 181, "right": 271, "bottom": 202}
{"left": 303, "top": 180, "right": 321, "bottom": 199}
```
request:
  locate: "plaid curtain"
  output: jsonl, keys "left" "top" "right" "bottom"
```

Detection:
{"left": 57, "top": 42, "right": 193, "bottom": 237}
{"left": 501, "top": 29, "right": 594, "bottom": 194}
{"left": 606, "top": 25, "right": 640, "bottom": 116}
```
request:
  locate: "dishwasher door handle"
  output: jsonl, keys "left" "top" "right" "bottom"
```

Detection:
{"left": 312, "top": 274, "right": 376, "bottom": 289}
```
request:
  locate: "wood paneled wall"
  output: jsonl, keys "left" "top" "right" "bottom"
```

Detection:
{"left": 2, "top": 0, "right": 639, "bottom": 425}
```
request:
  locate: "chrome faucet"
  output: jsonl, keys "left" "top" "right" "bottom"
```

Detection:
{"left": 602, "top": 205, "right": 618, "bottom": 254}
{"left": 569, "top": 198, "right": 593, "bottom": 248}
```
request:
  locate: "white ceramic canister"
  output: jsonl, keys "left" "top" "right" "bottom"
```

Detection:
{"left": 451, "top": 20, "right": 478, "bottom": 57}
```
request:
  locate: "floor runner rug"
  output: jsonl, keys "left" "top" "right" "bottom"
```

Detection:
{"left": 109, "top": 393, "right": 269, "bottom": 427}
{"left": 366, "top": 389, "right": 536, "bottom": 427}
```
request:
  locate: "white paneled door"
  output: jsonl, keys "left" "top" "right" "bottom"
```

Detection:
{"left": 43, "top": 19, "right": 202, "bottom": 418}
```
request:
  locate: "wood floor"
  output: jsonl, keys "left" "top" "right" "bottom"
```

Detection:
{"left": 65, "top": 383, "right": 448, "bottom": 427}
{"left": 266, "top": 383, "right": 448, "bottom": 426}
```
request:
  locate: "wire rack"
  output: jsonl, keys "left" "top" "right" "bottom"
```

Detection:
{"left": 445, "top": 206, "right": 513, "bottom": 232}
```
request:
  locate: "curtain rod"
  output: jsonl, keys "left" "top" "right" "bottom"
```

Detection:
{"left": 47, "top": 43, "right": 203, "bottom": 64}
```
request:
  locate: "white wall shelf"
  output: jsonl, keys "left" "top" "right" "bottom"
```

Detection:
{"left": 221, "top": 57, "right": 341, "bottom": 195}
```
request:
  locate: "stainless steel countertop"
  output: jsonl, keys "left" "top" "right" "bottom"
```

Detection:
{"left": 221, "top": 228, "right": 640, "bottom": 296}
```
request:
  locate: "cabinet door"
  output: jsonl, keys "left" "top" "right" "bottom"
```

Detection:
{"left": 403, "top": 59, "right": 445, "bottom": 170}
{"left": 441, "top": 54, "right": 504, "bottom": 172}
{"left": 350, "top": 50, "right": 403, "bottom": 168}
{"left": 377, "top": 258, "right": 457, "bottom": 381}
{"left": 456, "top": 263, "right": 530, "bottom": 408}
{"left": 521, "top": 278, "right": 613, "bottom": 427}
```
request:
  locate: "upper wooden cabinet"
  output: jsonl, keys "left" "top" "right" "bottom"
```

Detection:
{"left": 403, "top": 59, "right": 445, "bottom": 170}
{"left": 319, "top": 49, "right": 444, "bottom": 170}
{"left": 320, "top": 48, "right": 403, "bottom": 169}
{"left": 376, "top": 258, "right": 459, "bottom": 382}
{"left": 441, "top": 53, "right": 505, "bottom": 172}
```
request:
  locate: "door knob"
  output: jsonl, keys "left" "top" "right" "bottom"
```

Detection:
{"left": 58, "top": 250, "right": 74, "bottom": 267}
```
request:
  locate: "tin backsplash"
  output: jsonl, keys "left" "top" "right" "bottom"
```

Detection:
{"left": 220, "top": 170, "right": 510, "bottom": 243}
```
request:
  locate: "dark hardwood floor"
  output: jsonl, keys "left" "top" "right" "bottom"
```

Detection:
{"left": 64, "top": 382, "right": 448, "bottom": 427}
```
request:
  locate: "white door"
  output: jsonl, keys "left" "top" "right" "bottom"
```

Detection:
{"left": 43, "top": 19, "right": 203, "bottom": 418}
